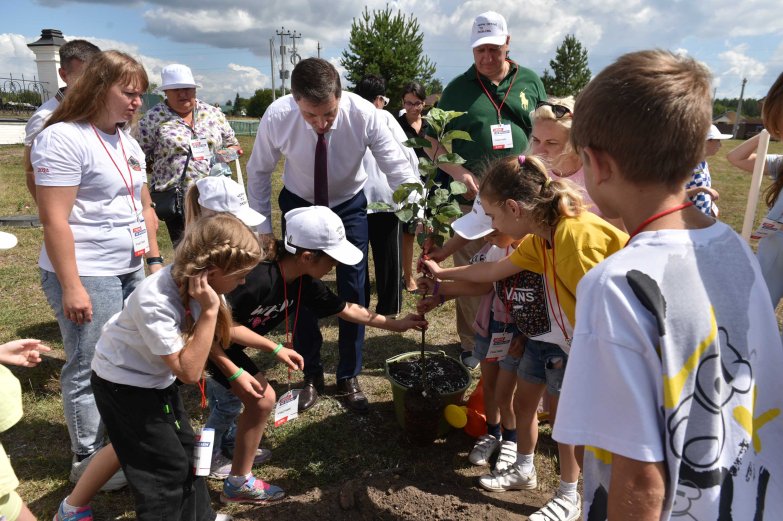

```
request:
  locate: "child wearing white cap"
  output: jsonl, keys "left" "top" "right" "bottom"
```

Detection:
{"left": 226, "top": 206, "right": 427, "bottom": 417}
{"left": 685, "top": 124, "right": 732, "bottom": 216}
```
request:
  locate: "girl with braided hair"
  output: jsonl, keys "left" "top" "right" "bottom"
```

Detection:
{"left": 84, "top": 213, "right": 261, "bottom": 521}
{"left": 422, "top": 154, "right": 627, "bottom": 521}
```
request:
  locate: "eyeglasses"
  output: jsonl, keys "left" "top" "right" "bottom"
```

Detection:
{"left": 403, "top": 100, "right": 424, "bottom": 108}
{"left": 377, "top": 95, "right": 390, "bottom": 107}
{"left": 534, "top": 101, "right": 573, "bottom": 119}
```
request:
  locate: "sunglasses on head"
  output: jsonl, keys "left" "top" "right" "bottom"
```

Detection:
{"left": 535, "top": 101, "right": 573, "bottom": 119}
{"left": 377, "top": 95, "right": 390, "bottom": 107}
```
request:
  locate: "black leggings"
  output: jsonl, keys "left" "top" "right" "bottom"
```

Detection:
{"left": 91, "top": 372, "right": 216, "bottom": 521}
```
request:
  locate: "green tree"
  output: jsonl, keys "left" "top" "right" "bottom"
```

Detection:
{"left": 540, "top": 35, "right": 591, "bottom": 97}
{"left": 245, "top": 89, "right": 274, "bottom": 118}
{"left": 341, "top": 6, "right": 436, "bottom": 110}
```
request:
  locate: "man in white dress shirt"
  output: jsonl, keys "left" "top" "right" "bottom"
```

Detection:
{"left": 246, "top": 58, "right": 420, "bottom": 413}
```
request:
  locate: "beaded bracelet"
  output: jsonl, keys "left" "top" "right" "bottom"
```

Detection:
{"left": 227, "top": 367, "right": 244, "bottom": 382}
{"left": 272, "top": 343, "right": 283, "bottom": 356}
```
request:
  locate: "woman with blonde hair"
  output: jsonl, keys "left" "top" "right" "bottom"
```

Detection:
{"left": 32, "top": 50, "right": 161, "bottom": 486}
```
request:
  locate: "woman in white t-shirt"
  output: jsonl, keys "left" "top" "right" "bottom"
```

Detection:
{"left": 31, "top": 50, "right": 162, "bottom": 479}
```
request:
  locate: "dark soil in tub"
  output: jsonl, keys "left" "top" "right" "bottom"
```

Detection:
{"left": 388, "top": 354, "right": 469, "bottom": 393}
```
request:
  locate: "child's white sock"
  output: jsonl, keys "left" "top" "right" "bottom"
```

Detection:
{"left": 62, "top": 496, "right": 81, "bottom": 514}
{"left": 515, "top": 453, "right": 535, "bottom": 474}
{"left": 227, "top": 472, "right": 252, "bottom": 487}
{"left": 557, "top": 479, "right": 579, "bottom": 503}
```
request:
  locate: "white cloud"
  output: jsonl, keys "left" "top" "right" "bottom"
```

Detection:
{"left": 719, "top": 47, "right": 767, "bottom": 81}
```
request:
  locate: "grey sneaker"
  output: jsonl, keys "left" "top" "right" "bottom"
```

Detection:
{"left": 478, "top": 464, "right": 537, "bottom": 492}
{"left": 468, "top": 434, "right": 500, "bottom": 466}
{"left": 528, "top": 491, "right": 581, "bottom": 521}
{"left": 460, "top": 351, "right": 480, "bottom": 370}
{"left": 70, "top": 452, "right": 127, "bottom": 491}
{"left": 209, "top": 448, "right": 272, "bottom": 480}
{"left": 493, "top": 440, "right": 517, "bottom": 474}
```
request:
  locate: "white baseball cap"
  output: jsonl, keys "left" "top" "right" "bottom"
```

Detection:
{"left": 451, "top": 194, "right": 494, "bottom": 240}
{"left": 471, "top": 11, "right": 509, "bottom": 48}
{"left": 196, "top": 176, "right": 265, "bottom": 228}
{"left": 283, "top": 206, "right": 363, "bottom": 266}
{"left": 159, "top": 64, "right": 202, "bottom": 91}
{"left": 707, "top": 124, "right": 733, "bottom": 140}
{"left": 0, "top": 231, "right": 18, "bottom": 249}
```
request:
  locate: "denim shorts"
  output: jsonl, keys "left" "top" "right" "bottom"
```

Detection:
{"left": 473, "top": 318, "right": 521, "bottom": 373}
{"left": 517, "top": 338, "right": 568, "bottom": 396}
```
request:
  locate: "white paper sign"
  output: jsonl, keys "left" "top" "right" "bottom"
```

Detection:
{"left": 490, "top": 123, "right": 513, "bottom": 150}
{"left": 274, "top": 389, "right": 300, "bottom": 427}
{"left": 486, "top": 331, "right": 513, "bottom": 361}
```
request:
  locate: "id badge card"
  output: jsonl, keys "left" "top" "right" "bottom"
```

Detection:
{"left": 130, "top": 218, "right": 149, "bottom": 257}
{"left": 190, "top": 138, "right": 211, "bottom": 161}
{"left": 490, "top": 123, "right": 513, "bottom": 150}
{"left": 274, "top": 389, "right": 300, "bottom": 427}
{"left": 485, "top": 331, "right": 513, "bottom": 361}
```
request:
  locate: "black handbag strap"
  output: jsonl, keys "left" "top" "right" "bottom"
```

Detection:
{"left": 176, "top": 146, "right": 193, "bottom": 191}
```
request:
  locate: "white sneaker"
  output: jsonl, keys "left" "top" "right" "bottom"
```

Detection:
{"left": 69, "top": 453, "right": 127, "bottom": 491}
{"left": 209, "top": 448, "right": 273, "bottom": 480}
{"left": 478, "top": 464, "right": 537, "bottom": 492}
{"left": 215, "top": 514, "right": 233, "bottom": 521}
{"left": 528, "top": 491, "right": 581, "bottom": 521}
{"left": 493, "top": 440, "right": 517, "bottom": 474}
{"left": 468, "top": 435, "right": 500, "bottom": 466}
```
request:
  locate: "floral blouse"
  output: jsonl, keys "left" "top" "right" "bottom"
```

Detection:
{"left": 135, "top": 99, "right": 239, "bottom": 191}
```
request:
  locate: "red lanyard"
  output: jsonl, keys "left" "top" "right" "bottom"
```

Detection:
{"left": 278, "top": 262, "right": 303, "bottom": 346}
{"left": 91, "top": 124, "right": 137, "bottom": 214}
{"left": 278, "top": 261, "right": 303, "bottom": 389}
{"left": 540, "top": 232, "right": 570, "bottom": 344}
{"left": 626, "top": 202, "right": 694, "bottom": 247}
{"left": 475, "top": 59, "right": 519, "bottom": 124}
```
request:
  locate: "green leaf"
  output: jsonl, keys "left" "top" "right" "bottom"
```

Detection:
{"left": 403, "top": 137, "right": 431, "bottom": 149}
{"left": 449, "top": 181, "right": 467, "bottom": 195}
{"left": 439, "top": 202, "right": 463, "bottom": 218}
{"left": 395, "top": 208, "right": 414, "bottom": 223}
{"left": 436, "top": 153, "right": 466, "bottom": 166}
{"left": 367, "top": 202, "right": 394, "bottom": 211}
{"left": 434, "top": 212, "right": 452, "bottom": 224}
{"left": 440, "top": 130, "right": 473, "bottom": 144}
{"left": 391, "top": 183, "right": 422, "bottom": 204}
{"left": 416, "top": 233, "right": 427, "bottom": 247}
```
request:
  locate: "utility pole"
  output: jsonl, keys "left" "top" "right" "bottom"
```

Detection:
{"left": 269, "top": 38, "right": 276, "bottom": 101}
{"left": 290, "top": 31, "right": 302, "bottom": 68}
{"left": 732, "top": 77, "right": 747, "bottom": 139}
{"left": 276, "top": 27, "right": 291, "bottom": 96}
{"left": 317, "top": 41, "right": 322, "bottom": 58}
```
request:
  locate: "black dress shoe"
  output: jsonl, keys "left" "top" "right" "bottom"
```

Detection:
{"left": 336, "top": 376, "right": 369, "bottom": 414}
{"left": 298, "top": 373, "right": 325, "bottom": 412}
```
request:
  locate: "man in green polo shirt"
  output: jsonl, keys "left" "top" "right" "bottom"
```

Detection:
{"left": 425, "top": 11, "right": 545, "bottom": 367}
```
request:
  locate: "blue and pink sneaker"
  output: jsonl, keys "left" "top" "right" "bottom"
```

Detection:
{"left": 53, "top": 499, "right": 93, "bottom": 521}
{"left": 220, "top": 475, "right": 285, "bottom": 504}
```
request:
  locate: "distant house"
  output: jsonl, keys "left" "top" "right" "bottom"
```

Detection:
{"left": 713, "top": 111, "right": 764, "bottom": 139}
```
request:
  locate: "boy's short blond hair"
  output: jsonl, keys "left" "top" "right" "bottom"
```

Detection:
{"left": 762, "top": 71, "right": 783, "bottom": 140}
{"left": 571, "top": 50, "right": 712, "bottom": 187}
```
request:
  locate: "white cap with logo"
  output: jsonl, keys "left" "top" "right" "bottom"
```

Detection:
{"left": 451, "top": 194, "right": 494, "bottom": 240}
{"left": 471, "top": 11, "right": 509, "bottom": 48}
{"left": 196, "top": 176, "right": 265, "bottom": 228}
{"left": 283, "top": 206, "right": 363, "bottom": 266}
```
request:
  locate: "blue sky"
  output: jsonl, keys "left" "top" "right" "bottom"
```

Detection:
{"left": 2, "top": 0, "right": 782, "bottom": 105}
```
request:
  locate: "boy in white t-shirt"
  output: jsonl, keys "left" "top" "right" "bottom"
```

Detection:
{"left": 555, "top": 50, "right": 783, "bottom": 520}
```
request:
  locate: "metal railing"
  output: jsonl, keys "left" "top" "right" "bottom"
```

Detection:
{"left": 227, "top": 119, "right": 259, "bottom": 136}
{"left": 0, "top": 74, "right": 50, "bottom": 114}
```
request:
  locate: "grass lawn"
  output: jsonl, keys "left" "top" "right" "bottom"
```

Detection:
{"left": 1, "top": 136, "right": 781, "bottom": 520}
